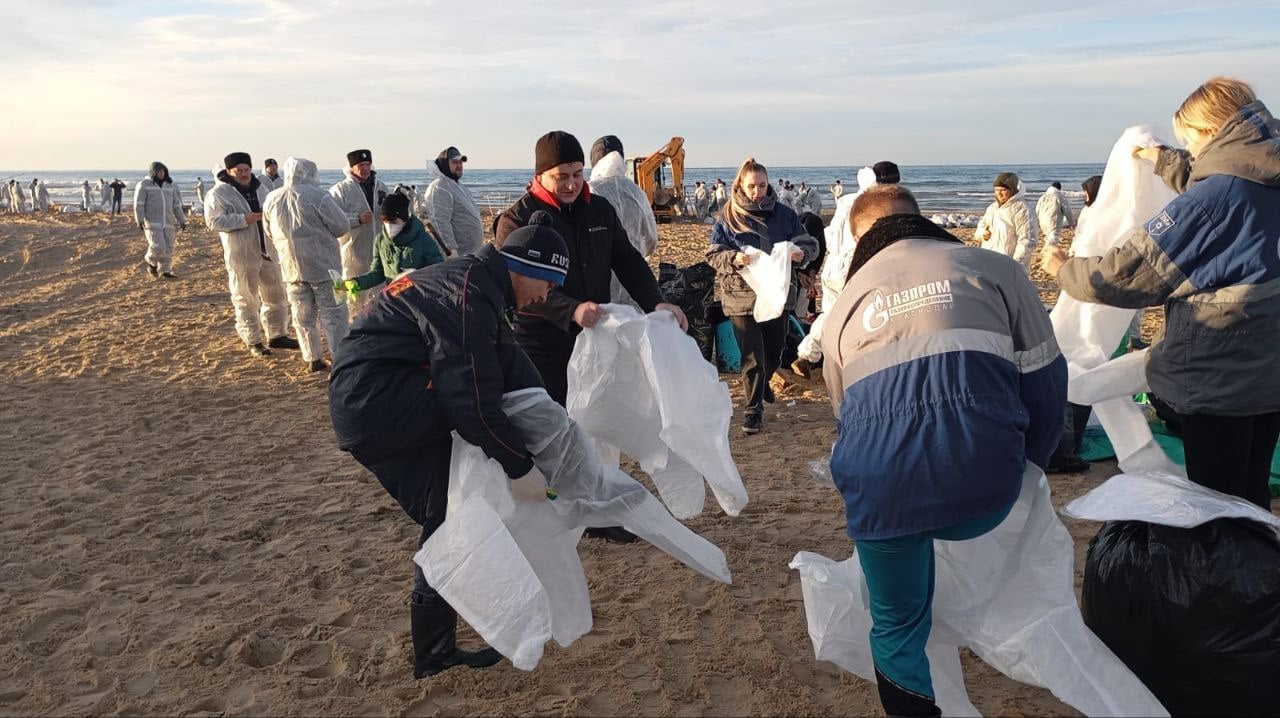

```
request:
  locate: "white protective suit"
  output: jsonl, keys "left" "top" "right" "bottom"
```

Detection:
{"left": 796, "top": 167, "right": 878, "bottom": 363}
{"left": 33, "top": 181, "right": 49, "bottom": 211}
{"left": 258, "top": 172, "right": 283, "bottom": 194}
{"left": 194, "top": 178, "right": 206, "bottom": 208}
{"left": 204, "top": 166, "right": 289, "bottom": 346}
{"left": 1035, "top": 185, "right": 1074, "bottom": 247}
{"left": 587, "top": 151, "right": 660, "bottom": 307}
{"left": 12, "top": 182, "right": 27, "bottom": 213}
{"left": 263, "top": 158, "right": 351, "bottom": 364}
{"left": 800, "top": 186, "right": 822, "bottom": 215}
{"left": 693, "top": 183, "right": 710, "bottom": 218}
{"left": 133, "top": 174, "right": 187, "bottom": 273}
{"left": 81, "top": 181, "right": 94, "bottom": 212}
{"left": 976, "top": 184, "right": 1039, "bottom": 269}
{"left": 98, "top": 179, "right": 109, "bottom": 210}
{"left": 329, "top": 169, "right": 388, "bottom": 314}
{"left": 713, "top": 182, "right": 727, "bottom": 212}
{"left": 830, "top": 182, "right": 844, "bottom": 200}
{"left": 424, "top": 163, "right": 483, "bottom": 256}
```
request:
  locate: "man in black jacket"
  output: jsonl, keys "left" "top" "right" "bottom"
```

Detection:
{"left": 329, "top": 214, "right": 570, "bottom": 679}
{"left": 495, "top": 130, "right": 687, "bottom": 405}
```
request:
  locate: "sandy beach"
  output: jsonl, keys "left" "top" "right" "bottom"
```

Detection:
{"left": 0, "top": 212, "right": 1161, "bottom": 716}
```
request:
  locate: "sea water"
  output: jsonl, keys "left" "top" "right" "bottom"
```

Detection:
{"left": 1, "top": 164, "right": 1103, "bottom": 215}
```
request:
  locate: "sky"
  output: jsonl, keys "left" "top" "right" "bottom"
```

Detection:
{"left": 1, "top": 0, "right": 1278, "bottom": 171}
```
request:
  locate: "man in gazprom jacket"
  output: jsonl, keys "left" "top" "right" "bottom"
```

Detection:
{"left": 821, "top": 185, "right": 1066, "bottom": 718}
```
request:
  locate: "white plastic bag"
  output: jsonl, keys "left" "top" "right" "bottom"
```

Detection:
{"left": 790, "top": 466, "right": 1168, "bottom": 717}
{"left": 738, "top": 242, "right": 793, "bottom": 322}
{"left": 416, "top": 388, "right": 731, "bottom": 671}
{"left": 1050, "top": 126, "right": 1181, "bottom": 475}
{"left": 567, "top": 304, "right": 748, "bottom": 518}
{"left": 1064, "top": 470, "right": 1280, "bottom": 537}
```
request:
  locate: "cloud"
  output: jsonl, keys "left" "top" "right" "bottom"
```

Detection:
{"left": 1, "top": 0, "right": 1277, "bottom": 169}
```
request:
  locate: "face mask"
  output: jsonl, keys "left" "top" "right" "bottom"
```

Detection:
{"left": 385, "top": 221, "right": 406, "bottom": 238}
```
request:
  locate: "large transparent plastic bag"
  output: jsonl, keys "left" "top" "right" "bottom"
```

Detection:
{"left": 1050, "top": 126, "right": 1181, "bottom": 474}
{"left": 567, "top": 304, "right": 747, "bottom": 518}
{"left": 415, "top": 388, "right": 731, "bottom": 671}
{"left": 790, "top": 465, "right": 1168, "bottom": 717}
{"left": 738, "top": 241, "right": 793, "bottom": 322}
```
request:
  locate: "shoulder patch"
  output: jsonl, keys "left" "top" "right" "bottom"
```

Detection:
{"left": 384, "top": 275, "right": 414, "bottom": 297}
{"left": 1146, "top": 211, "right": 1175, "bottom": 237}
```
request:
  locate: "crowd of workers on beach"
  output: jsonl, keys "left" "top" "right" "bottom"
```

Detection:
{"left": 10, "top": 75, "right": 1276, "bottom": 717}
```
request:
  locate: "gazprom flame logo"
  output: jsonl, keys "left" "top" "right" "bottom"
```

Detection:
{"left": 862, "top": 289, "right": 889, "bottom": 332}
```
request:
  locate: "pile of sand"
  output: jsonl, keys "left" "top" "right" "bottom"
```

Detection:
{"left": 1, "top": 213, "right": 1130, "bottom": 716}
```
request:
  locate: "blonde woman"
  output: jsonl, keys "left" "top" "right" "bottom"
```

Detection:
{"left": 707, "top": 159, "right": 818, "bottom": 434}
{"left": 1042, "top": 77, "right": 1280, "bottom": 508}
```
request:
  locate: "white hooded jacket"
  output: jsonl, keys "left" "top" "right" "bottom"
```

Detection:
{"left": 205, "top": 164, "right": 274, "bottom": 260}
{"left": 977, "top": 184, "right": 1039, "bottom": 267}
{"left": 588, "top": 151, "right": 659, "bottom": 257}
{"left": 1035, "top": 185, "right": 1074, "bottom": 234}
{"left": 424, "top": 162, "right": 483, "bottom": 255}
{"left": 328, "top": 168, "right": 388, "bottom": 272}
{"left": 263, "top": 158, "right": 350, "bottom": 284}
{"left": 134, "top": 176, "right": 185, "bottom": 229}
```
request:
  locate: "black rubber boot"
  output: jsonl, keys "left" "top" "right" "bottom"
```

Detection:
{"left": 410, "top": 600, "right": 502, "bottom": 679}
{"left": 267, "top": 335, "right": 301, "bottom": 350}
{"left": 1046, "top": 404, "right": 1090, "bottom": 474}
{"left": 874, "top": 667, "right": 941, "bottom": 718}
{"left": 583, "top": 526, "right": 638, "bottom": 543}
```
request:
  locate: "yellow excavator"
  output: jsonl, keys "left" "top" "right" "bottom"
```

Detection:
{"left": 626, "top": 137, "right": 686, "bottom": 221}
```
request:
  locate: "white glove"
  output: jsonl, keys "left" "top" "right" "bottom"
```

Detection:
{"left": 509, "top": 466, "right": 549, "bottom": 502}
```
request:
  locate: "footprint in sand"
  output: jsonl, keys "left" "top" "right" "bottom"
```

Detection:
{"left": 23, "top": 607, "right": 85, "bottom": 655}
{"left": 235, "top": 633, "right": 284, "bottom": 669}
{"left": 88, "top": 624, "right": 129, "bottom": 657}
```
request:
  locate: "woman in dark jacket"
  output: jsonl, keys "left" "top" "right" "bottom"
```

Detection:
{"left": 1043, "top": 77, "right": 1280, "bottom": 508}
{"left": 346, "top": 192, "right": 445, "bottom": 292}
{"left": 707, "top": 158, "right": 818, "bottom": 434}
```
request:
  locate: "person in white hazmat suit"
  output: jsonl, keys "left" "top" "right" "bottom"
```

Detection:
{"left": 329, "top": 149, "right": 388, "bottom": 315}
{"left": 81, "top": 180, "right": 94, "bottom": 212}
{"left": 32, "top": 179, "right": 50, "bottom": 212}
{"left": 975, "top": 172, "right": 1039, "bottom": 269}
{"left": 12, "top": 179, "right": 28, "bottom": 213}
{"left": 799, "top": 182, "right": 822, "bottom": 215}
{"left": 588, "top": 135, "right": 660, "bottom": 307}
{"left": 424, "top": 146, "right": 483, "bottom": 256}
{"left": 694, "top": 181, "right": 710, "bottom": 218}
{"left": 205, "top": 152, "right": 296, "bottom": 357}
{"left": 258, "top": 158, "right": 282, "bottom": 193}
{"left": 830, "top": 179, "right": 844, "bottom": 200}
{"left": 194, "top": 177, "right": 206, "bottom": 207}
{"left": 791, "top": 162, "right": 901, "bottom": 378}
{"left": 1036, "top": 181, "right": 1074, "bottom": 248}
{"left": 98, "top": 178, "right": 110, "bottom": 210}
{"left": 133, "top": 161, "right": 187, "bottom": 278}
{"left": 262, "top": 157, "right": 351, "bottom": 373}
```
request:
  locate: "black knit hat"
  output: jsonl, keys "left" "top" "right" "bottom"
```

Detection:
{"left": 534, "top": 131, "right": 584, "bottom": 175}
{"left": 347, "top": 149, "right": 372, "bottom": 166}
{"left": 872, "top": 161, "right": 901, "bottom": 184}
{"left": 500, "top": 211, "right": 570, "bottom": 285}
{"left": 380, "top": 192, "right": 411, "bottom": 222}
{"left": 265, "top": 158, "right": 278, "bottom": 168}
{"left": 224, "top": 152, "right": 252, "bottom": 169}
{"left": 994, "top": 172, "right": 1020, "bottom": 193}
{"left": 590, "top": 135, "right": 624, "bottom": 166}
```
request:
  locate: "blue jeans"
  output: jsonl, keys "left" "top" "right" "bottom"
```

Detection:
{"left": 855, "top": 502, "right": 1015, "bottom": 699}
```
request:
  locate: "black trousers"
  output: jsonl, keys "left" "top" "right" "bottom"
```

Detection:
{"left": 350, "top": 436, "right": 453, "bottom": 604}
{"left": 730, "top": 314, "right": 785, "bottom": 416}
{"left": 520, "top": 336, "right": 574, "bottom": 407}
{"left": 111, "top": 196, "right": 123, "bottom": 214}
{"left": 1179, "top": 411, "right": 1280, "bottom": 510}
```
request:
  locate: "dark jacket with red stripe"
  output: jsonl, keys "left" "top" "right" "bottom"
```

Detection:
{"left": 495, "top": 182, "right": 664, "bottom": 349}
{"left": 328, "top": 245, "right": 541, "bottom": 479}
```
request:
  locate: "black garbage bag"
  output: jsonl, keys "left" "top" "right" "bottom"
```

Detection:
{"left": 1082, "top": 518, "right": 1280, "bottom": 717}
{"left": 658, "top": 261, "right": 717, "bottom": 362}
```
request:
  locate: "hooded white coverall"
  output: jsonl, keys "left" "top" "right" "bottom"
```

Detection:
{"left": 796, "top": 167, "right": 879, "bottom": 363}
{"left": 33, "top": 181, "right": 49, "bottom": 211}
{"left": 831, "top": 182, "right": 844, "bottom": 200}
{"left": 98, "top": 180, "right": 109, "bottom": 209}
{"left": 263, "top": 158, "right": 351, "bottom": 363}
{"left": 588, "top": 150, "right": 661, "bottom": 307}
{"left": 194, "top": 178, "right": 206, "bottom": 207}
{"left": 134, "top": 170, "right": 187, "bottom": 273}
{"left": 81, "top": 181, "right": 94, "bottom": 212}
{"left": 1035, "top": 186, "right": 1074, "bottom": 248}
{"left": 205, "top": 166, "right": 290, "bottom": 346}
{"left": 329, "top": 169, "right": 388, "bottom": 314}
{"left": 976, "top": 184, "right": 1040, "bottom": 270}
{"left": 12, "top": 182, "right": 27, "bottom": 213}
{"left": 424, "top": 162, "right": 483, "bottom": 256}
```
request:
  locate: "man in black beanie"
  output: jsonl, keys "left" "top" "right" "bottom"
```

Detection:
{"left": 204, "top": 151, "right": 296, "bottom": 356}
{"left": 329, "top": 149, "right": 389, "bottom": 314}
{"left": 496, "top": 131, "right": 687, "bottom": 544}
{"left": 496, "top": 130, "right": 686, "bottom": 405}
{"left": 329, "top": 211, "right": 570, "bottom": 679}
